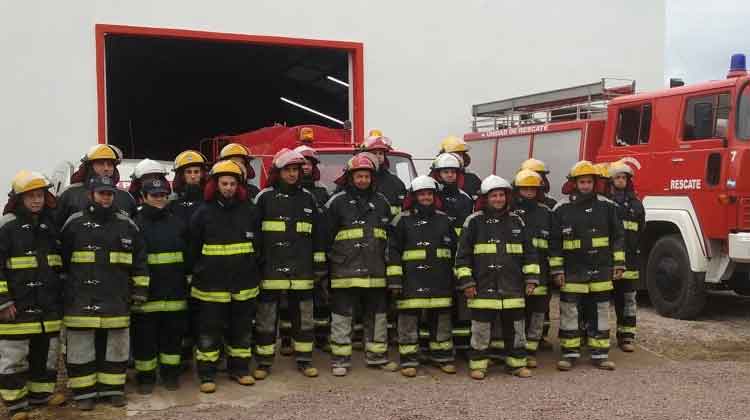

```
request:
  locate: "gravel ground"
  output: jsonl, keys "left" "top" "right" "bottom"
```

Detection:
{"left": 8, "top": 290, "right": 750, "bottom": 420}
{"left": 136, "top": 361, "right": 750, "bottom": 420}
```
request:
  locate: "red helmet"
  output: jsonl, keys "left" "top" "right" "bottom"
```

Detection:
{"left": 293, "top": 145, "right": 320, "bottom": 164}
{"left": 362, "top": 135, "right": 392, "bottom": 152}
{"left": 272, "top": 148, "right": 306, "bottom": 169}
{"left": 347, "top": 153, "right": 377, "bottom": 172}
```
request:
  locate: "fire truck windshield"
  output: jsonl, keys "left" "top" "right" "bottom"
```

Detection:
{"left": 739, "top": 83, "right": 750, "bottom": 140}
{"left": 317, "top": 152, "right": 417, "bottom": 193}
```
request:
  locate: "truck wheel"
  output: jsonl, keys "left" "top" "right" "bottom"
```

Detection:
{"left": 646, "top": 234, "right": 706, "bottom": 319}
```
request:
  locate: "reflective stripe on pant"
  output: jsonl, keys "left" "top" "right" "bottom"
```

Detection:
{"left": 330, "top": 288, "right": 389, "bottom": 368}
{"left": 132, "top": 310, "right": 188, "bottom": 384}
{"left": 469, "top": 308, "right": 526, "bottom": 370}
{"left": 255, "top": 289, "right": 314, "bottom": 366}
{"left": 0, "top": 332, "right": 60, "bottom": 411}
{"left": 559, "top": 291, "right": 611, "bottom": 360}
{"left": 525, "top": 293, "right": 550, "bottom": 355}
{"left": 613, "top": 276, "right": 637, "bottom": 341}
{"left": 195, "top": 298, "right": 256, "bottom": 382}
{"left": 397, "top": 308, "right": 453, "bottom": 368}
{"left": 66, "top": 327, "right": 129, "bottom": 400}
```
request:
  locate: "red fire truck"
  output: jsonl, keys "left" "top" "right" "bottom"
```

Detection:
{"left": 464, "top": 54, "right": 750, "bottom": 319}
{"left": 199, "top": 124, "right": 418, "bottom": 194}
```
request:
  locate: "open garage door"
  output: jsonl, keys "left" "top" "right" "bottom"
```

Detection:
{"left": 96, "top": 25, "right": 364, "bottom": 160}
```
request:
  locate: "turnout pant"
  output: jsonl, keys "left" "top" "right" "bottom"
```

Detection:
{"left": 255, "top": 289, "right": 314, "bottom": 366}
{"left": 559, "top": 290, "right": 611, "bottom": 360}
{"left": 469, "top": 308, "right": 526, "bottom": 371}
{"left": 398, "top": 307, "right": 453, "bottom": 368}
{"left": 195, "top": 298, "right": 256, "bottom": 382}
{"left": 330, "top": 287, "right": 389, "bottom": 368}
{"left": 0, "top": 332, "right": 60, "bottom": 412}
{"left": 613, "top": 273, "right": 638, "bottom": 343}
{"left": 313, "top": 282, "right": 330, "bottom": 348}
{"left": 525, "top": 291, "right": 551, "bottom": 356}
{"left": 452, "top": 291, "right": 472, "bottom": 352}
{"left": 132, "top": 308, "right": 188, "bottom": 384}
{"left": 66, "top": 327, "right": 129, "bottom": 401}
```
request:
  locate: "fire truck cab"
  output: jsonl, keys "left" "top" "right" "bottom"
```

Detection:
{"left": 200, "top": 124, "right": 418, "bottom": 194}
{"left": 465, "top": 54, "right": 750, "bottom": 319}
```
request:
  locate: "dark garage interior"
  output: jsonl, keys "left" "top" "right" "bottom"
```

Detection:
{"left": 104, "top": 34, "right": 350, "bottom": 160}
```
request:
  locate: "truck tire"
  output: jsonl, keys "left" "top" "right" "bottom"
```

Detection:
{"left": 645, "top": 234, "right": 706, "bottom": 319}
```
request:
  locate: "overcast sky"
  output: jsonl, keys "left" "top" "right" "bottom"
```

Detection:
{"left": 667, "top": 0, "right": 750, "bottom": 83}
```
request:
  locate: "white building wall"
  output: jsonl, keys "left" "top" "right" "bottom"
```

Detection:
{"left": 0, "top": 0, "right": 664, "bottom": 196}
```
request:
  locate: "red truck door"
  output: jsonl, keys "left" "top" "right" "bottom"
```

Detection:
{"left": 654, "top": 91, "right": 732, "bottom": 238}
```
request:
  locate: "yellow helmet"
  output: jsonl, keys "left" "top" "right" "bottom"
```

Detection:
{"left": 520, "top": 158, "right": 548, "bottom": 174}
{"left": 219, "top": 143, "right": 251, "bottom": 160}
{"left": 174, "top": 150, "right": 207, "bottom": 170}
{"left": 608, "top": 160, "right": 634, "bottom": 177}
{"left": 84, "top": 144, "right": 120, "bottom": 163}
{"left": 513, "top": 169, "right": 543, "bottom": 188}
{"left": 368, "top": 129, "right": 384, "bottom": 138}
{"left": 439, "top": 136, "right": 469, "bottom": 153}
{"left": 209, "top": 160, "right": 243, "bottom": 178}
{"left": 568, "top": 160, "right": 599, "bottom": 178}
{"left": 594, "top": 162, "right": 611, "bottom": 179}
{"left": 11, "top": 170, "right": 51, "bottom": 195}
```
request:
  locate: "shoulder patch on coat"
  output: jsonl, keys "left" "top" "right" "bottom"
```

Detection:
{"left": 463, "top": 210, "right": 484, "bottom": 228}
{"left": 254, "top": 187, "right": 275, "bottom": 204}
{"left": 115, "top": 212, "right": 140, "bottom": 231}
{"left": 325, "top": 190, "right": 347, "bottom": 209}
{"left": 61, "top": 211, "right": 85, "bottom": 232}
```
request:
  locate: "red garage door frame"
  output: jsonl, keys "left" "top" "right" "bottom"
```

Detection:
{"left": 95, "top": 24, "right": 365, "bottom": 146}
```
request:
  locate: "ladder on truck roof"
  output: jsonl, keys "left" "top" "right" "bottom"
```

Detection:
{"left": 471, "top": 78, "right": 635, "bottom": 132}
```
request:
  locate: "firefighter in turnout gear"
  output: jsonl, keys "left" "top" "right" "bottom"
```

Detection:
{"left": 0, "top": 172, "right": 65, "bottom": 420}
{"left": 219, "top": 142, "right": 261, "bottom": 200}
{"left": 190, "top": 160, "right": 261, "bottom": 392}
{"left": 55, "top": 144, "right": 136, "bottom": 228}
{"left": 608, "top": 160, "right": 643, "bottom": 352}
{"left": 439, "top": 136, "right": 481, "bottom": 200}
{"left": 512, "top": 169, "right": 559, "bottom": 368}
{"left": 169, "top": 150, "right": 208, "bottom": 366}
{"left": 552, "top": 161, "right": 625, "bottom": 371}
{"left": 326, "top": 153, "right": 398, "bottom": 376}
{"left": 361, "top": 130, "right": 407, "bottom": 217}
{"left": 253, "top": 149, "right": 325, "bottom": 379}
{"left": 170, "top": 150, "right": 208, "bottom": 224}
{"left": 132, "top": 178, "right": 190, "bottom": 393}
{"left": 429, "top": 153, "right": 474, "bottom": 351}
{"left": 455, "top": 175, "right": 538, "bottom": 380}
{"left": 519, "top": 158, "right": 556, "bottom": 346}
{"left": 294, "top": 145, "right": 331, "bottom": 351}
{"left": 520, "top": 158, "right": 557, "bottom": 208}
{"left": 387, "top": 176, "right": 458, "bottom": 377}
{"left": 61, "top": 175, "right": 149, "bottom": 410}
{"left": 129, "top": 159, "right": 169, "bottom": 204}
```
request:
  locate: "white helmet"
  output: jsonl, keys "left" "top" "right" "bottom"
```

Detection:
{"left": 608, "top": 160, "right": 634, "bottom": 177}
{"left": 432, "top": 153, "right": 462, "bottom": 170}
{"left": 480, "top": 175, "right": 512, "bottom": 195}
{"left": 410, "top": 175, "right": 437, "bottom": 192}
{"left": 132, "top": 159, "right": 168, "bottom": 180}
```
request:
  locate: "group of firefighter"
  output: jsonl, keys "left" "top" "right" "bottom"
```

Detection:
{"left": 0, "top": 130, "right": 645, "bottom": 418}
